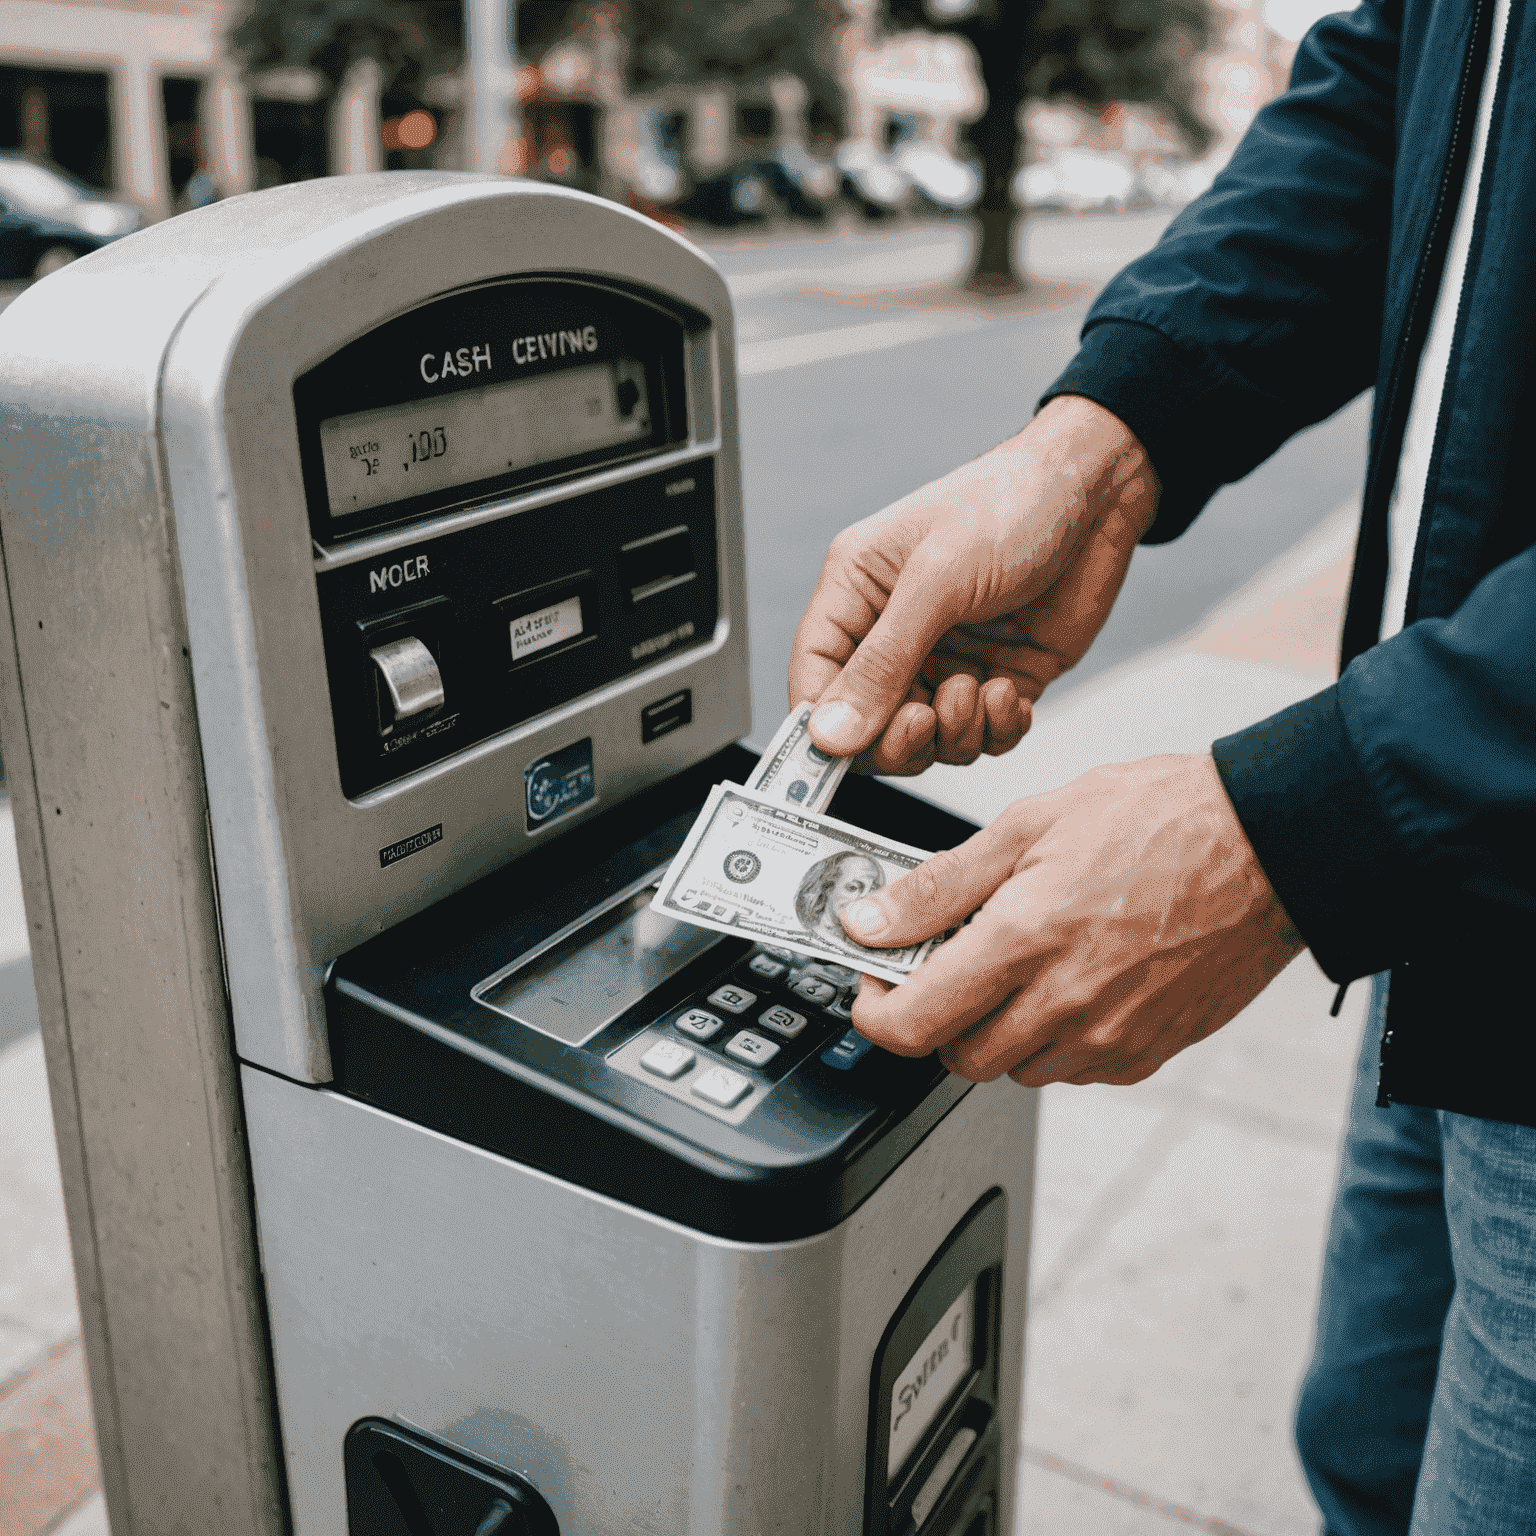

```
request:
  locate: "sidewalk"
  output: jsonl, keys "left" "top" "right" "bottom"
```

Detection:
{"left": 0, "top": 504, "right": 1362, "bottom": 1536}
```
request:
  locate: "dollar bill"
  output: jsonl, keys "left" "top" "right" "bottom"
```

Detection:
{"left": 651, "top": 784, "right": 942, "bottom": 984}
{"left": 746, "top": 702, "right": 850, "bottom": 813}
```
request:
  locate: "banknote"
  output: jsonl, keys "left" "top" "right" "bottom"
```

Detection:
{"left": 746, "top": 702, "right": 850, "bottom": 813}
{"left": 651, "top": 784, "right": 943, "bottom": 984}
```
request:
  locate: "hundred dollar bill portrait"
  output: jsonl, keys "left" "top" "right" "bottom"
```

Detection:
{"left": 795, "top": 852, "right": 884, "bottom": 946}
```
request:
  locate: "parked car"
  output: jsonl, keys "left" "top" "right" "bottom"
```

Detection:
{"left": 0, "top": 153, "right": 141, "bottom": 240}
{"left": 893, "top": 140, "right": 981, "bottom": 213}
{"left": 1014, "top": 148, "right": 1136, "bottom": 212}
{"left": 0, "top": 198, "right": 112, "bottom": 281}
{"left": 836, "top": 139, "right": 912, "bottom": 219}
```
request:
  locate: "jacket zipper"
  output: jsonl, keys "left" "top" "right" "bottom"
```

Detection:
{"left": 1341, "top": 0, "right": 1498, "bottom": 672}
{"left": 1361, "top": 0, "right": 1496, "bottom": 1108}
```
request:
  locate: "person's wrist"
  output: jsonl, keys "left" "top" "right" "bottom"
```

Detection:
{"left": 1029, "top": 394, "right": 1160, "bottom": 543}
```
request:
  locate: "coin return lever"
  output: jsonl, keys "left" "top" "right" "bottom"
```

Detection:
{"left": 1, "top": 175, "right": 1035, "bottom": 1536}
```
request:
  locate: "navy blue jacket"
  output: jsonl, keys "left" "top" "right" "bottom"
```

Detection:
{"left": 1044, "top": 0, "right": 1535, "bottom": 1124}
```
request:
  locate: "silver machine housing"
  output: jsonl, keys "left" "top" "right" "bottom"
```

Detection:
{"left": 0, "top": 175, "right": 1036, "bottom": 1535}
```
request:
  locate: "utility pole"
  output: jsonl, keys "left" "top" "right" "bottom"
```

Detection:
{"left": 465, "top": 0, "right": 521, "bottom": 172}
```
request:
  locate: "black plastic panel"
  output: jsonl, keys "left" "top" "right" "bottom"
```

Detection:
{"left": 327, "top": 746, "right": 983, "bottom": 1241}
{"left": 345, "top": 1419, "right": 559, "bottom": 1536}
{"left": 316, "top": 459, "right": 717, "bottom": 797}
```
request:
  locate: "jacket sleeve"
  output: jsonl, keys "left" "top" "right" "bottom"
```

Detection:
{"left": 1211, "top": 543, "right": 1536, "bottom": 984}
{"left": 1041, "top": 0, "right": 1402, "bottom": 540}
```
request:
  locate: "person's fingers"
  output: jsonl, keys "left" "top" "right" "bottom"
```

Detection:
{"left": 807, "top": 552, "right": 965, "bottom": 757}
{"left": 844, "top": 807, "right": 1041, "bottom": 950}
{"left": 852, "top": 702, "right": 938, "bottom": 777}
{"left": 787, "top": 546, "right": 887, "bottom": 709}
{"left": 933, "top": 673, "right": 986, "bottom": 764}
{"left": 981, "top": 679, "right": 1029, "bottom": 755}
{"left": 849, "top": 912, "right": 1034, "bottom": 1056}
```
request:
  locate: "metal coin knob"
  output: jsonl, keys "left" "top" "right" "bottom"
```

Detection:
{"left": 370, "top": 635, "right": 445, "bottom": 735}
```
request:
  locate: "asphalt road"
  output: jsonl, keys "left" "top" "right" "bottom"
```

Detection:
{"left": 703, "top": 213, "right": 1372, "bottom": 744}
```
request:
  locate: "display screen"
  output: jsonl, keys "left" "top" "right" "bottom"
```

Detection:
{"left": 889, "top": 1280, "right": 974, "bottom": 1477}
{"left": 474, "top": 887, "right": 719, "bottom": 1046}
{"left": 318, "top": 358, "right": 652, "bottom": 519}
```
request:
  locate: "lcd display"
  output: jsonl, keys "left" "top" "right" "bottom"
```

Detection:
{"left": 474, "top": 887, "right": 719, "bottom": 1046}
{"left": 889, "top": 1280, "right": 975, "bottom": 1477}
{"left": 318, "top": 357, "right": 651, "bottom": 519}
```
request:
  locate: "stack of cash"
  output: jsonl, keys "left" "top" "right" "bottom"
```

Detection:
{"left": 651, "top": 704, "right": 943, "bottom": 985}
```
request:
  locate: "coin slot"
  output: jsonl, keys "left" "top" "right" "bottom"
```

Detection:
{"left": 620, "top": 524, "right": 696, "bottom": 605}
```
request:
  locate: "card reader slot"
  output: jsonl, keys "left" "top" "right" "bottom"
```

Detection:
{"left": 621, "top": 525, "right": 696, "bottom": 605}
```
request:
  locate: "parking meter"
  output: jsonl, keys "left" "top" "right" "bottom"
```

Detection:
{"left": 0, "top": 175, "right": 1035, "bottom": 1536}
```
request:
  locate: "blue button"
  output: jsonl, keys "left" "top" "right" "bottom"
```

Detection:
{"left": 822, "top": 1029, "right": 874, "bottom": 1070}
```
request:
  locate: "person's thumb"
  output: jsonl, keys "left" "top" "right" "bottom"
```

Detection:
{"left": 807, "top": 561, "right": 960, "bottom": 757}
{"left": 842, "top": 819, "right": 1024, "bottom": 949}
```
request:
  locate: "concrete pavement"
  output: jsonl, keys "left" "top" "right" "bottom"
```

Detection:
{"left": 0, "top": 494, "right": 1362, "bottom": 1534}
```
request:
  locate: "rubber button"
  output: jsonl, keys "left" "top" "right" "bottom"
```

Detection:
{"left": 821, "top": 1029, "right": 874, "bottom": 1071}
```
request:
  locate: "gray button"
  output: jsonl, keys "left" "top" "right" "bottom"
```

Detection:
{"left": 708, "top": 984, "right": 757, "bottom": 1015}
{"left": 675, "top": 1008, "right": 723, "bottom": 1041}
{"left": 747, "top": 953, "right": 788, "bottom": 981}
{"left": 825, "top": 994, "right": 854, "bottom": 1024}
{"left": 693, "top": 1065, "right": 751, "bottom": 1107}
{"left": 792, "top": 976, "right": 837, "bottom": 1006}
{"left": 640, "top": 1039, "right": 695, "bottom": 1079}
{"left": 725, "top": 1030, "right": 780, "bottom": 1067}
{"left": 758, "top": 1004, "right": 807, "bottom": 1039}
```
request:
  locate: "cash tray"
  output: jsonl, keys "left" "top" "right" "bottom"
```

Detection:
{"left": 327, "top": 744, "right": 983, "bottom": 1240}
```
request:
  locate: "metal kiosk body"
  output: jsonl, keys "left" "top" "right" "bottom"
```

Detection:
{"left": 0, "top": 176, "right": 1037, "bottom": 1536}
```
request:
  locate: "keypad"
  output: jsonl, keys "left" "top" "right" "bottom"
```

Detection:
{"left": 725, "top": 1030, "right": 780, "bottom": 1067}
{"left": 791, "top": 976, "right": 837, "bottom": 1006}
{"left": 822, "top": 1029, "right": 874, "bottom": 1070}
{"left": 708, "top": 984, "right": 757, "bottom": 1015}
{"left": 675, "top": 1008, "right": 724, "bottom": 1041}
{"left": 693, "top": 1065, "right": 752, "bottom": 1108}
{"left": 641, "top": 1039, "right": 695, "bottom": 1079}
{"left": 612, "top": 944, "right": 873, "bottom": 1121}
{"left": 758, "top": 1004, "right": 807, "bottom": 1039}
{"left": 747, "top": 953, "right": 789, "bottom": 981}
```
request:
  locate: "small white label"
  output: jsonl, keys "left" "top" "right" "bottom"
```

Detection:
{"left": 889, "top": 1281, "right": 974, "bottom": 1477}
{"left": 510, "top": 595, "right": 583, "bottom": 661}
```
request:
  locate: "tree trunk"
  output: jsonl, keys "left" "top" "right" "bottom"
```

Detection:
{"left": 963, "top": 18, "right": 1030, "bottom": 294}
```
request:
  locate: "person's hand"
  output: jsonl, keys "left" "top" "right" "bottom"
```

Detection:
{"left": 788, "top": 395, "right": 1159, "bottom": 776}
{"left": 843, "top": 755, "right": 1304, "bottom": 1085}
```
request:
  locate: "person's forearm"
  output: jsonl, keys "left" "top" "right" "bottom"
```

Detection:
{"left": 1042, "top": 0, "right": 1401, "bottom": 538}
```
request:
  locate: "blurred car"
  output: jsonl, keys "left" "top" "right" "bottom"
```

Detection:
{"left": 675, "top": 148, "right": 837, "bottom": 227}
{"left": 0, "top": 153, "right": 141, "bottom": 240}
{"left": 836, "top": 139, "right": 912, "bottom": 219}
{"left": 0, "top": 197, "right": 112, "bottom": 281}
{"left": 1135, "top": 154, "right": 1221, "bottom": 207}
{"left": 893, "top": 140, "right": 981, "bottom": 213}
{"left": 1015, "top": 148, "right": 1136, "bottom": 212}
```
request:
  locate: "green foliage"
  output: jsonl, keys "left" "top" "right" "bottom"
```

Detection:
{"left": 229, "top": 0, "right": 464, "bottom": 90}
{"left": 885, "top": 0, "right": 1213, "bottom": 151}
{"left": 627, "top": 0, "right": 846, "bottom": 130}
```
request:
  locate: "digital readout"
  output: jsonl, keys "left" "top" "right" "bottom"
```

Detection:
{"left": 889, "top": 1281, "right": 974, "bottom": 1477}
{"left": 318, "top": 358, "right": 650, "bottom": 519}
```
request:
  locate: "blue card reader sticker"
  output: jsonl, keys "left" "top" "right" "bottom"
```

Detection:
{"left": 525, "top": 738, "right": 596, "bottom": 830}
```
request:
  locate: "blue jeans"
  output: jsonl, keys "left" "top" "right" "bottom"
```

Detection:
{"left": 1295, "top": 974, "right": 1536, "bottom": 1535}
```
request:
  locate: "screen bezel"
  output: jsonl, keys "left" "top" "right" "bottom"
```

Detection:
{"left": 293, "top": 275, "right": 690, "bottom": 545}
